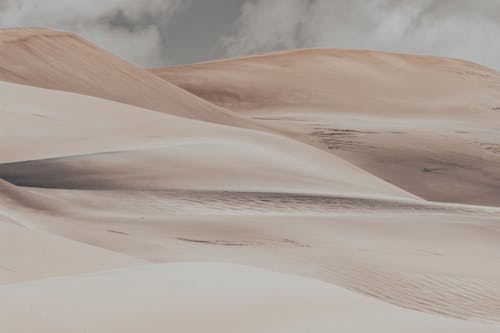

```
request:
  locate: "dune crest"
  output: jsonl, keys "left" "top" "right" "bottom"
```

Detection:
{"left": 0, "top": 80, "right": 414, "bottom": 199}
{"left": 0, "top": 28, "right": 256, "bottom": 129}
{"left": 151, "top": 48, "right": 500, "bottom": 206}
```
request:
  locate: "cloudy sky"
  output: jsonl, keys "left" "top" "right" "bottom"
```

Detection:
{"left": 0, "top": 0, "right": 499, "bottom": 70}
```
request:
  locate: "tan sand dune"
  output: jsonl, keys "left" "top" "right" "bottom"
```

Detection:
{"left": 0, "top": 28, "right": 254, "bottom": 128}
{"left": 1, "top": 263, "right": 497, "bottom": 333}
{"left": 0, "top": 195, "right": 142, "bottom": 284}
{"left": 151, "top": 49, "right": 500, "bottom": 206}
{"left": 1, "top": 77, "right": 499, "bottom": 327}
{"left": 0, "top": 178, "right": 56, "bottom": 212}
{"left": 0, "top": 219, "right": 142, "bottom": 285}
{"left": 10, "top": 185, "right": 500, "bottom": 324}
{"left": 152, "top": 49, "right": 500, "bottom": 117}
{"left": 0, "top": 179, "right": 144, "bottom": 283}
{"left": 0, "top": 179, "right": 143, "bottom": 284}
{"left": 0, "top": 80, "right": 414, "bottom": 199}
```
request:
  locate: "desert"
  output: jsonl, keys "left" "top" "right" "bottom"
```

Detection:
{"left": 0, "top": 21, "right": 499, "bottom": 333}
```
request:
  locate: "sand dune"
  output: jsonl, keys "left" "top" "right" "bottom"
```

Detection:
{"left": 0, "top": 180, "right": 143, "bottom": 284}
{"left": 0, "top": 207, "right": 141, "bottom": 285}
{"left": 0, "top": 80, "right": 413, "bottom": 199}
{"left": 0, "top": 219, "right": 142, "bottom": 285}
{"left": 0, "top": 178, "right": 56, "bottom": 212}
{"left": 152, "top": 49, "right": 500, "bottom": 117}
{"left": 1, "top": 28, "right": 499, "bottom": 332}
{"left": 0, "top": 28, "right": 253, "bottom": 128}
{"left": 152, "top": 49, "right": 500, "bottom": 206}
{"left": 1, "top": 263, "right": 497, "bottom": 333}
{"left": 7, "top": 184, "right": 499, "bottom": 324}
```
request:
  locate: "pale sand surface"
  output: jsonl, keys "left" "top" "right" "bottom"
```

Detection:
{"left": 152, "top": 49, "right": 500, "bottom": 206}
{"left": 0, "top": 30, "right": 499, "bottom": 332}
{"left": 4, "top": 183, "right": 500, "bottom": 324}
{"left": 1, "top": 263, "right": 498, "bottom": 333}
{"left": 0, "top": 80, "right": 413, "bottom": 199}
{"left": 0, "top": 220, "right": 143, "bottom": 284}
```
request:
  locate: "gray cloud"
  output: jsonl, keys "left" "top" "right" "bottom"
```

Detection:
{"left": 0, "top": 0, "right": 499, "bottom": 70}
{"left": 0, "top": 0, "right": 189, "bottom": 66}
{"left": 223, "top": 0, "right": 500, "bottom": 70}
{"left": 0, "top": 0, "right": 247, "bottom": 67}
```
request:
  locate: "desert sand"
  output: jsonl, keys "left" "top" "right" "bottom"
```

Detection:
{"left": 0, "top": 28, "right": 256, "bottom": 129}
{"left": 1, "top": 263, "right": 498, "bottom": 333}
{"left": 152, "top": 49, "right": 500, "bottom": 206}
{"left": 1, "top": 29, "right": 500, "bottom": 332}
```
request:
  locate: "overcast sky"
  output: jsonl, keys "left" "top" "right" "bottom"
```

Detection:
{"left": 0, "top": 0, "right": 499, "bottom": 70}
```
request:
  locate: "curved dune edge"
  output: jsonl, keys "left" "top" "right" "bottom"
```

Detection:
{"left": 0, "top": 178, "right": 61, "bottom": 213}
{"left": 0, "top": 220, "right": 143, "bottom": 285}
{"left": 0, "top": 28, "right": 258, "bottom": 129}
{"left": 151, "top": 48, "right": 500, "bottom": 117}
{"left": 2, "top": 181, "right": 499, "bottom": 324}
{"left": 0, "top": 80, "right": 416, "bottom": 200}
{"left": 151, "top": 48, "right": 500, "bottom": 206}
{"left": 0, "top": 262, "right": 498, "bottom": 333}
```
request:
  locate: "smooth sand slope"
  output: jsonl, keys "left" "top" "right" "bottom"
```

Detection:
{"left": 7, "top": 183, "right": 499, "bottom": 325}
{"left": 0, "top": 81, "right": 499, "bottom": 328}
{"left": 152, "top": 49, "right": 500, "bottom": 206}
{"left": 0, "top": 28, "right": 253, "bottom": 128}
{"left": 1, "top": 263, "right": 498, "bottom": 333}
{"left": 0, "top": 180, "right": 143, "bottom": 284}
{"left": 0, "top": 80, "right": 413, "bottom": 199}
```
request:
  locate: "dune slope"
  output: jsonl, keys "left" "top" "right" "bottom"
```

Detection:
{"left": 10, "top": 184, "right": 499, "bottom": 324}
{"left": 1, "top": 263, "right": 497, "bottom": 333}
{"left": 0, "top": 28, "right": 252, "bottom": 128}
{"left": 0, "top": 80, "right": 414, "bottom": 199}
{"left": 152, "top": 49, "right": 500, "bottom": 205}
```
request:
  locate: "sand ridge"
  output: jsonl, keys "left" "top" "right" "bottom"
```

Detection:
{"left": 0, "top": 28, "right": 258, "bottom": 129}
{"left": 151, "top": 48, "right": 500, "bottom": 206}
{"left": 0, "top": 80, "right": 415, "bottom": 200}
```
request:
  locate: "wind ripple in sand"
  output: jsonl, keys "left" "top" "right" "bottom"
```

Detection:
{"left": 45, "top": 189, "right": 500, "bottom": 217}
{"left": 325, "top": 264, "right": 500, "bottom": 324}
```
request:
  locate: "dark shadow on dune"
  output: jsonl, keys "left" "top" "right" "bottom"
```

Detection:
{"left": 333, "top": 143, "right": 500, "bottom": 206}
{"left": 0, "top": 156, "right": 117, "bottom": 189}
{"left": 176, "top": 237, "right": 249, "bottom": 246}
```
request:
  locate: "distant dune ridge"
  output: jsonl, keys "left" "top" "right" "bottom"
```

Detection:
{"left": 151, "top": 48, "right": 500, "bottom": 115}
{"left": 0, "top": 29, "right": 500, "bottom": 332}
{"left": 151, "top": 48, "right": 500, "bottom": 206}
